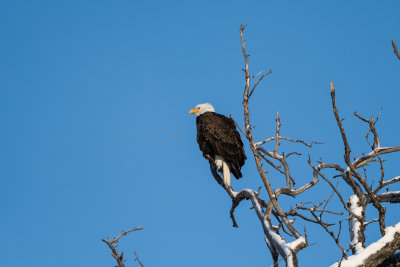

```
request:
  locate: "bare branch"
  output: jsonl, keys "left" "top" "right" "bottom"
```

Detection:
{"left": 308, "top": 205, "right": 348, "bottom": 258}
{"left": 228, "top": 114, "right": 247, "bottom": 138}
{"left": 258, "top": 151, "right": 284, "bottom": 173}
{"left": 273, "top": 111, "right": 281, "bottom": 154}
{"left": 392, "top": 39, "right": 400, "bottom": 60}
{"left": 353, "top": 111, "right": 380, "bottom": 149}
{"left": 240, "top": 24, "right": 301, "bottom": 241}
{"left": 208, "top": 160, "right": 236, "bottom": 199}
{"left": 256, "top": 136, "right": 318, "bottom": 148}
{"left": 102, "top": 227, "right": 144, "bottom": 267}
{"left": 311, "top": 163, "right": 363, "bottom": 221}
{"left": 320, "top": 184, "right": 338, "bottom": 220}
{"left": 249, "top": 70, "right": 272, "bottom": 98}
{"left": 134, "top": 251, "right": 144, "bottom": 267}
{"left": 330, "top": 82, "right": 365, "bottom": 201}
{"left": 365, "top": 219, "right": 379, "bottom": 227}
{"left": 374, "top": 176, "right": 400, "bottom": 194}
{"left": 352, "top": 147, "right": 400, "bottom": 170}
{"left": 331, "top": 82, "right": 387, "bottom": 235}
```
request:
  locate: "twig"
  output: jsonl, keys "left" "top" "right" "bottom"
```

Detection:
{"left": 134, "top": 251, "right": 144, "bottom": 267}
{"left": 392, "top": 39, "right": 400, "bottom": 60}
{"left": 256, "top": 136, "right": 318, "bottom": 148}
{"left": 354, "top": 111, "right": 380, "bottom": 149}
{"left": 249, "top": 70, "right": 272, "bottom": 98}
{"left": 273, "top": 111, "right": 281, "bottom": 154}
{"left": 102, "top": 227, "right": 144, "bottom": 267}
{"left": 320, "top": 185, "right": 338, "bottom": 220}
{"left": 228, "top": 114, "right": 247, "bottom": 138}
{"left": 365, "top": 219, "right": 379, "bottom": 226}
{"left": 308, "top": 205, "right": 348, "bottom": 258}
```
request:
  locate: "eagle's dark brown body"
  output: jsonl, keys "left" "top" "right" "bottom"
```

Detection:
{"left": 196, "top": 112, "right": 246, "bottom": 178}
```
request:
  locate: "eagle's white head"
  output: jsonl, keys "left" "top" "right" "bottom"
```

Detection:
{"left": 189, "top": 103, "right": 215, "bottom": 117}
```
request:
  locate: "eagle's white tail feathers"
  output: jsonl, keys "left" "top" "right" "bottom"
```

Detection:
{"left": 215, "top": 156, "right": 231, "bottom": 188}
{"left": 222, "top": 161, "right": 231, "bottom": 187}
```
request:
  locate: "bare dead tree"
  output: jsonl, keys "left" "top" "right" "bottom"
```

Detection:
{"left": 102, "top": 227, "right": 144, "bottom": 267}
{"left": 207, "top": 25, "right": 400, "bottom": 267}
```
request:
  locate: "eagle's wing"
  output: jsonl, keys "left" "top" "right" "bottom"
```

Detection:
{"left": 197, "top": 112, "right": 246, "bottom": 178}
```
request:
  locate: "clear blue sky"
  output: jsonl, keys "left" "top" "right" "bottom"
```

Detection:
{"left": 1, "top": 1, "right": 399, "bottom": 266}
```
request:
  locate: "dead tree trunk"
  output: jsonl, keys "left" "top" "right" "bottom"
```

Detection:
{"left": 209, "top": 26, "right": 400, "bottom": 267}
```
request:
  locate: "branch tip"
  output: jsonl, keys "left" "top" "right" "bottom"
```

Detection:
{"left": 330, "top": 81, "right": 335, "bottom": 92}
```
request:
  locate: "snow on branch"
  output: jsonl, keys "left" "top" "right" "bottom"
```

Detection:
{"left": 209, "top": 162, "right": 306, "bottom": 267}
{"left": 377, "top": 191, "right": 400, "bottom": 203}
{"left": 331, "top": 222, "right": 400, "bottom": 267}
{"left": 348, "top": 195, "right": 365, "bottom": 255}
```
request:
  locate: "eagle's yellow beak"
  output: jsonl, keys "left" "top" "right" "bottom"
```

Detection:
{"left": 189, "top": 108, "right": 198, "bottom": 114}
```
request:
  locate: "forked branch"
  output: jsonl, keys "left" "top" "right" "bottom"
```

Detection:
{"left": 102, "top": 227, "right": 144, "bottom": 267}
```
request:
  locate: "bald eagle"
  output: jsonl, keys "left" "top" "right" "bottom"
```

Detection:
{"left": 189, "top": 103, "right": 246, "bottom": 187}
